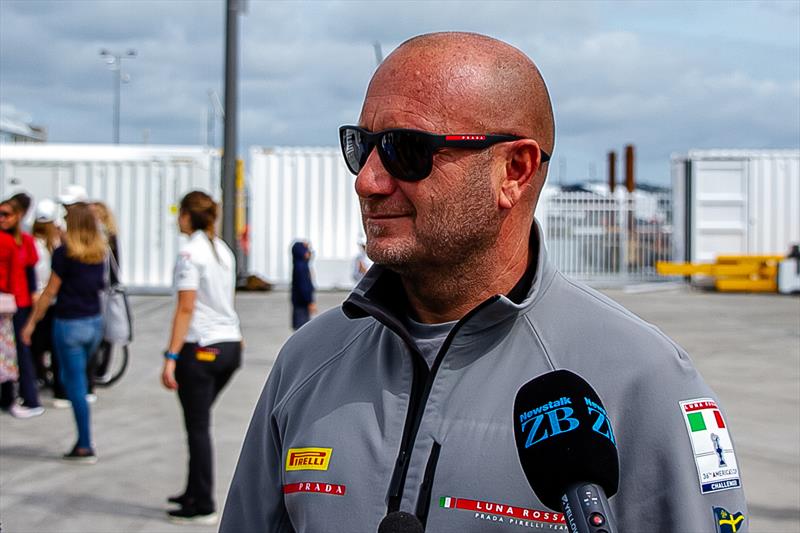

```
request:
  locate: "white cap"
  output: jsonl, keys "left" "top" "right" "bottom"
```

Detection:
{"left": 58, "top": 184, "right": 88, "bottom": 205}
{"left": 35, "top": 199, "right": 58, "bottom": 222}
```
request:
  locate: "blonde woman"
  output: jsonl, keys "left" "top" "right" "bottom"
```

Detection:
{"left": 22, "top": 203, "right": 106, "bottom": 463}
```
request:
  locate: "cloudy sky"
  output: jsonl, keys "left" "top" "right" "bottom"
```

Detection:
{"left": 1, "top": 0, "right": 798, "bottom": 185}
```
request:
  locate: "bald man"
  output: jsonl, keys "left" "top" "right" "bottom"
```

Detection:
{"left": 221, "top": 32, "right": 747, "bottom": 532}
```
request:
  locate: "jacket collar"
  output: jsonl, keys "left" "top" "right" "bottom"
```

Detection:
{"left": 343, "top": 219, "right": 557, "bottom": 336}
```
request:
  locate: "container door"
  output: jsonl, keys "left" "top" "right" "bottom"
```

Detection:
{"left": 746, "top": 155, "right": 800, "bottom": 256}
{"left": 691, "top": 159, "right": 748, "bottom": 262}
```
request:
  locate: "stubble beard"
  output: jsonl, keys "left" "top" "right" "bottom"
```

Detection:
{"left": 364, "top": 160, "right": 502, "bottom": 278}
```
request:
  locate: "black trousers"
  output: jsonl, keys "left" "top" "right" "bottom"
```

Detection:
{"left": 31, "top": 305, "right": 54, "bottom": 384}
{"left": 0, "top": 307, "right": 40, "bottom": 409}
{"left": 175, "top": 341, "right": 241, "bottom": 512}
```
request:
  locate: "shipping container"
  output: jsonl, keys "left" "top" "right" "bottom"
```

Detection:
{"left": 0, "top": 143, "right": 222, "bottom": 292}
{"left": 671, "top": 149, "right": 800, "bottom": 262}
{"left": 248, "top": 147, "right": 362, "bottom": 289}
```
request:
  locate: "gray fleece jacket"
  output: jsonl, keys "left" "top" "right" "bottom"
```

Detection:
{"left": 221, "top": 223, "right": 747, "bottom": 533}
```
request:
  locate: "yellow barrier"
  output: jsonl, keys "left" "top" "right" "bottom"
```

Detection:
{"left": 656, "top": 255, "right": 782, "bottom": 293}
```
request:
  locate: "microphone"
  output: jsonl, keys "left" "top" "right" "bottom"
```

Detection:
{"left": 377, "top": 511, "right": 424, "bottom": 533}
{"left": 513, "top": 369, "right": 619, "bottom": 533}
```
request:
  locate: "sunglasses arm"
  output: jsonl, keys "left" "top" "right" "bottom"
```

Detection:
{"left": 437, "top": 134, "right": 521, "bottom": 149}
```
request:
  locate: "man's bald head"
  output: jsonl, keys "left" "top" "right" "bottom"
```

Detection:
{"left": 355, "top": 32, "right": 555, "bottom": 311}
{"left": 366, "top": 32, "right": 555, "bottom": 158}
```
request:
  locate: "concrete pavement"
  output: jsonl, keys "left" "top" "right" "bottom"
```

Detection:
{"left": 0, "top": 287, "right": 798, "bottom": 532}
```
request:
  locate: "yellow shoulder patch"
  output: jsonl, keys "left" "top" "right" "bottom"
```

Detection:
{"left": 286, "top": 447, "right": 333, "bottom": 471}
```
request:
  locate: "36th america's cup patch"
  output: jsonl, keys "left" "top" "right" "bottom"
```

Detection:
{"left": 439, "top": 496, "right": 567, "bottom": 529}
{"left": 679, "top": 398, "right": 741, "bottom": 494}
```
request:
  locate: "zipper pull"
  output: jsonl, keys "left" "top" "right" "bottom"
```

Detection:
{"left": 387, "top": 450, "right": 408, "bottom": 511}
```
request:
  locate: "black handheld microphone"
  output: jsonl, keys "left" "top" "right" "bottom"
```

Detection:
{"left": 377, "top": 511, "right": 424, "bottom": 533}
{"left": 513, "top": 369, "right": 619, "bottom": 533}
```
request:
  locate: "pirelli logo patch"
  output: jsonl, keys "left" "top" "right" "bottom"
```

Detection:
{"left": 286, "top": 447, "right": 332, "bottom": 471}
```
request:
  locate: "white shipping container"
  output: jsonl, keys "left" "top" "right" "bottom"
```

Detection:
{"left": 0, "top": 143, "right": 222, "bottom": 292}
{"left": 671, "top": 149, "right": 800, "bottom": 262}
{"left": 248, "top": 147, "right": 362, "bottom": 289}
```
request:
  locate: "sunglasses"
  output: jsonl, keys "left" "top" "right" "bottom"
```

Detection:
{"left": 339, "top": 125, "right": 551, "bottom": 182}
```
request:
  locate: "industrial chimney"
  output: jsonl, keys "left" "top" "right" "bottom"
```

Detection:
{"left": 624, "top": 144, "right": 635, "bottom": 193}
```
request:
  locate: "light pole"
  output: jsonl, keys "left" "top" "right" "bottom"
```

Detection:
{"left": 99, "top": 48, "right": 137, "bottom": 144}
{"left": 221, "top": 0, "right": 242, "bottom": 255}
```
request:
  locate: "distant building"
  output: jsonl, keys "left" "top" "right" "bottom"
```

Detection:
{"left": 0, "top": 106, "right": 47, "bottom": 143}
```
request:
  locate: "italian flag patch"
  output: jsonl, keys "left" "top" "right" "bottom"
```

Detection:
{"left": 686, "top": 407, "right": 726, "bottom": 432}
{"left": 440, "top": 497, "right": 456, "bottom": 509}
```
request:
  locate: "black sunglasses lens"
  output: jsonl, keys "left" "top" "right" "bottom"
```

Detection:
{"left": 341, "top": 128, "right": 372, "bottom": 175}
{"left": 379, "top": 130, "right": 433, "bottom": 182}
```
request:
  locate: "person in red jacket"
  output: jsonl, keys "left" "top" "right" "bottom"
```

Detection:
{"left": 0, "top": 197, "right": 43, "bottom": 418}
{"left": 0, "top": 231, "right": 18, "bottom": 294}
{"left": 0, "top": 231, "right": 20, "bottom": 385}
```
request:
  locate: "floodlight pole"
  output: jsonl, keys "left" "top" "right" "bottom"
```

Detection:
{"left": 99, "top": 49, "right": 136, "bottom": 144}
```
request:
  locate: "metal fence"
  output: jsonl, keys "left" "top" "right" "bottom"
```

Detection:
{"left": 536, "top": 190, "right": 673, "bottom": 283}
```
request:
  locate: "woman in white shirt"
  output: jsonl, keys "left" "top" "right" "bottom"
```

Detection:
{"left": 161, "top": 191, "right": 242, "bottom": 525}
{"left": 30, "top": 199, "right": 67, "bottom": 402}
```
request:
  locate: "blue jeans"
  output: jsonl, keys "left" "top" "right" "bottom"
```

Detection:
{"left": 53, "top": 315, "right": 103, "bottom": 449}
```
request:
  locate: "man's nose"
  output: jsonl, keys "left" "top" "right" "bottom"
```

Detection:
{"left": 354, "top": 148, "right": 397, "bottom": 199}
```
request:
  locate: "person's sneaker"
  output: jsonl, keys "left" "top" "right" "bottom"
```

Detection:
{"left": 167, "top": 506, "right": 218, "bottom": 525}
{"left": 62, "top": 446, "right": 97, "bottom": 464}
{"left": 86, "top": 394, "right": 97, "bottom": 404}
{"left": 9, "top": 405, "right": 45, "bottom": 419}
{"left": 52, "top": 398, "right": 71, "bottom": 409}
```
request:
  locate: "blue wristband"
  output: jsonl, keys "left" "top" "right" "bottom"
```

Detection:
{"left": 164, "top": 351, "right": 180, "bottom": 361}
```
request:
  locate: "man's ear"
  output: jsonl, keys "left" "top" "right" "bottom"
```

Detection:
{"left": 498, "top": 140, "right": 543, "bottom": 210}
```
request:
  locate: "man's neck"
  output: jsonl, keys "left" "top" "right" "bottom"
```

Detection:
{"left": 400, "top": 228, "right": 533, "bottom": 324}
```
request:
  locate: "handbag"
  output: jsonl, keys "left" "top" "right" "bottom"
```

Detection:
{"left": 102, "top": 253, "right": 133, "bottom": 345}
{"left": 0, "top": 292, "right": 17, "bottom": 315}
{"left": 0, "top": 315, "right": 18, "bottom": 383}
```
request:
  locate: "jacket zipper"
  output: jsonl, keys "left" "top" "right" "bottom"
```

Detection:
{"left": 416, "top": 441, "right": 442, "bottom": 527}
{"left": 386, "top": 296, "right": 500, "bottom": 515}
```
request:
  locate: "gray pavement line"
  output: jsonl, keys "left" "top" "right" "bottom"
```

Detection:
{"left": 746, "top": 502, "right": 800, "bottom": 522}
{"left": 737, "top": 450, "right": 800, "bottom": 470}
{"left": 130, "top": 298, "right": 172, "bottom": 315}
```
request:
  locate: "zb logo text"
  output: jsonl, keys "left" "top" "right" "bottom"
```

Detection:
{"left": 518, "top": 396, "right": 615, "bottom": 448}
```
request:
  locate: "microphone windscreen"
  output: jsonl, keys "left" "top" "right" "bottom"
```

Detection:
{"left": 512, "top": 369, "right": 619, "bottom": 511}
{"left": 377, "top": 511, "right": 424, "bottom": 533}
